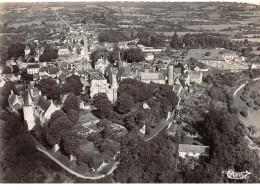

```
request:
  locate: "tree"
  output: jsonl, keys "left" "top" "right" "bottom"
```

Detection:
{"left": 93, "top": 93, "right": 113, "bottom": 119}
{"left": 12, "top": 65, "right": 19, "bottom": 75}
{"left": 1, "top": 81, "right": 16, "bottom": 97}
{"left": 67, "top": 109, "right": 80, "bottom": 124}
{"left": 38, "top": 77, "right": 61, "bottom": 100}
{"left": 7, "top": 43, "right": 25, "bottom": 59}
{"left": 116, "top": 92, "right": 135, "bottom": 114}
{"left": 123, "top": 48, "right": 144, "bottom": 63}
{"left": 108, "top": 44, "right": 121, "bottom": 64}
{"left": 39, "top": 47, "right": 58, "bottom": 62}
{"left": 46, "top": 116, "right": 74, "bottom": 146}
{"left": 171, "top": 31, "right": 180, "bottom": 48}
{"left": 2, "top": 66, "right": 12, "bottom": 75}
{"left": 62, "top": 74, "right": 83, "bottom": 95}
{"left": 62, "top": 94, "right": 80, "bottom": 113}
{"left": 49, "top": 110, "right": 67, "bottom": 124}
{"left": 205, "top": 51, "right": 211, "bottom": 56}
{"left": 62, "top": 131, "right": 80, "bottom": 155}
{"left": 240, "top": 109, "right": 248, "bottom": 117}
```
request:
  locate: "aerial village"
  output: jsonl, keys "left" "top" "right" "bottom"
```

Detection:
{"left": 1, "top": 2, "right": 260, "bottom": 183}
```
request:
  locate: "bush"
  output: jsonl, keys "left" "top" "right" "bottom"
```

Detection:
{"left": 205, "top": 51, "right": 211, "bottom": 56}
{"left": 254, "top": 99, "right": 260, "bottom": 106}
{"left": 246, "top": 101, "right": 254, "bottom": 107}
{"left": 240, "top": 95, "right": 247, "bottom": 102}
{"left": 240, "top": 109, "right": 248, "bottom": 117}
{"left": 248, "top": 125, "right": 258, "bottom": 135}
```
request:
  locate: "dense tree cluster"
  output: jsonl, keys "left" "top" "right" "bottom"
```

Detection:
{"left": 61, "top": 74, "right": 83, "bottom": 95}
{"left": 171, "top": 32, "right": 238, "bottom": 51}
{"left": 123, "top": 48, "right": 144, "bottom": 63}
{"left": 114, "top": 134, "right": 182, "bottom": 183}
{"left": 185, "top": 109, "right": 260, "bottom": 183}
{"left": 46, "top": 116, "right": 74, "bottom": 146}
{"left": 91, "top": 46, "right": 144, "bottom": 65}
{"left": 1, "top": 81, "right": 17, "bottom": 109}
{"left": 7, "top": 43, "right": 25, "bottom": 59}
{"left": 62, "top": 94, "right": 80, "bottom": 113}
{"left": 116, "top": 92, "right": 135, "bottom": 114}
{"left": 2, "top": 66, "right": 12, "bottom": 75}
{"left": 93, "top": 93, "right": 114, "bottom": 119}
{"left": 39, "top": 46, "right": 58, "bottom": 62}
{"left": 0, "top": 111, "right": 73, "bottom": 182}
{"left": 37, "top": 77, "right": 61, "bottom": 101}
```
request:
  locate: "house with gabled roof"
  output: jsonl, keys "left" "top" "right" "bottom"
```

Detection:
{"left": 95, "top": 58, "right": 109, "bottom": 74}
{"left": 178, "top": 144, "right": 210, "bottom": 159}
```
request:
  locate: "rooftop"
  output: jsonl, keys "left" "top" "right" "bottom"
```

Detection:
{"left": 27, "top": 64, "right": 40, "bottom": 69}
{"left": 179, "top": 144, "right": 210, "bottom": 154}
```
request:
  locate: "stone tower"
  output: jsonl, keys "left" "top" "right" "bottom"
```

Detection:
{"left": 111, "top": 73, "right": 118, "bottom": 103}
{"left": 83, "top": 35, "right": 90, "bottom": 61}
{"left": 23, "top": 90, "right": 35, "bottom": 130}
{"left": 168, "top": 65, "right": 174, "bottom": 85}
{"left": 117, "top": 51, "right": 123, "bottom": 68}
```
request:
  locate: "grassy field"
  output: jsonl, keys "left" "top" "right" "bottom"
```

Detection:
{"left": 235, "top": 81, "right": 260, "bottom": 137}
{"left": 185, "top": 24, "right": 240, "bottom": 31}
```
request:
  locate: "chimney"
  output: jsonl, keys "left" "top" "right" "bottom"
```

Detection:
{"left": 50, "top": 99, "right": 54, "bottom": 105}
{"left": 38, "top": 90, "right": 42, "bottom": 96}
{"left": 10, "top": 90, "right": 14, "bottom": 95}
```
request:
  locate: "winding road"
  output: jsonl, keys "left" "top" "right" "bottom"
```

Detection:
{"left": 144, "top": 88, "right": 186, "bottom": 142}
{"left": 36, "top": 146, "right": 119, "bottom": 180}
{"left": 233, "top": 77, "right": 260, "bottom": 97}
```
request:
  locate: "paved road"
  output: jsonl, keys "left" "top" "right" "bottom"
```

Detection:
{"left": 36, "top": 146, "right": 118, "bottom": 180}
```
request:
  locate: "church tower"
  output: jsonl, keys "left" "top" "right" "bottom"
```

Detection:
{"left": 111, "top": 73, "right": 118, "bottom": 103}
{"left": 23, "top": 90, "right": 35, "bottom": 130}
{"left": 168, "top": 65, "right": 174, "bottom": 85}
{"left": 117, "top": 51, "right": 123, "bottom": 68}
{"left": 82, "top": 35, "right": 90, "bottom": 61}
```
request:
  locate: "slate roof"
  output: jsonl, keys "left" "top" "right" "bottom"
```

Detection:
{"left": 39, "top": 67, "right": 48, "bottom": 72}
{"left": 59, "top": 72, "right": 66, "bottom": 81}
{"left": 179, "top": 144, "right": 210, "bottom": 154}
{"left": 8, "top": 93, "right": 16, "bottom": 106}
{"left": 140, "top": 72, "right": 164, "bottom": 80}
{"left": 89, "top": 72, "right": 102, "bottom": 80}
{"left": 118, "top": 66, "right": 132, "bottom": 78}
{"left": 24, "top": 90, "right": 33, "bottom": 106}
{"left": 110, "top": 67, "right": 118, "bottom": 75}
{"left": 27, "top": 64, "right": 40, "bottom": 69}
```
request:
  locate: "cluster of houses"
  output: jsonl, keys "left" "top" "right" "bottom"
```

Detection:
{"left": 186, "top": 48, "right": 249, "bottom": 71}
{"left": 3, "top": 26, "right": 214, "bottom": 171}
